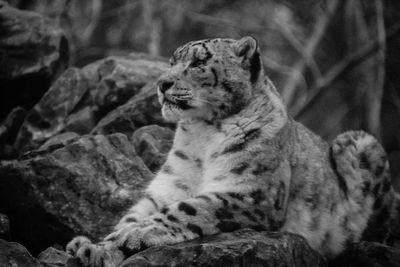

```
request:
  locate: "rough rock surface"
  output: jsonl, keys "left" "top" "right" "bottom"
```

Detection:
{"left": 13, "top": 56, "right": 168, "bottom": 156}
{"left": 39, "top": 132, "right": 80, "bottom": 151}
{"left": 3, "top": 233, "right": 400, "bottom": 267}
{"left": 83, "top": 56, "right": 169, "bottom": 117}
{"left": 14, "top": 68, "right": 89, "bottom": 154}
{"left": 0, "top": 1, "right": 68, "bottom": 118}
{"left": 0, "top": 106, "right": 27, "bottom": 158}
{"left": 38, "top": 247, "right": 79, "bottom": 267}
{"left": 121, "top": 229, "right": 327, "bottom": 267}
{"left": 131, "top": 124, "right": 174, "bottom": 173}
{"left": 330, "top": 241, "right": 400, "bottom": 267}
{"left": 0, "top": 133, "right": 153, "bottom": 255}
{"left": 0, "top": 239, "right": 42, "bottom": 267}
{"left": 92, "top": 81, "right": 172, "bottom": 136}
{"left": 0, "top": 213, "right": 10, "bottom": 240}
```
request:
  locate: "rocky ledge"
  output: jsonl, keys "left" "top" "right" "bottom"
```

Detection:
{"left": 0, "top": 230, "right": 328, "bottom": 267}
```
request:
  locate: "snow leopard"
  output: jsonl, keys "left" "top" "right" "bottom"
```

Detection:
{"left": 66, "top": 36, "right": 398, "bottom": 266}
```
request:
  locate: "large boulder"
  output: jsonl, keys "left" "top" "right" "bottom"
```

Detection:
{"left": 4, "top": 231, "right": 400, "bottom": 267}
{"left": 37, "top": 247, "right": 79, "bottom": 267}
{"left": 82, "top": 55, "right": 169, "bottom": 117}
{"left": 0, "top": 239, "right": 42, "bottom": 267}
{"left": 0, "top": 133, "right": 153, "bottom": 255}
{"left": 121, "top": 229, "right": 327, "bottom": 267}
{"left": 0, "top": 0, "right": 69, "bottom": 119}
{"left": 0, "top": 106, "right": 27, "bottom": 158}
{"left": 93, "top": 82, "right": 172, "bottom": 138}
{"left": 13, "top": 56, "right": 168, "bottom": 156}
{"left": 0, "top": 213, "right": 10, "bottom": 241}
{"left": 14, "top": 68, "right": 89, "bottom": 154}
{"left": 331, "top": 241, "right": 400, "bottom": 267}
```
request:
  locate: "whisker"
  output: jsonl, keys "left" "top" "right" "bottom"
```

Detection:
{"left": 168, "top": 94, "right": 213, "bottom": 105}
{"left": 171, "top": 94, "right": 191, "bottom": 97}
{"left": 171, "top": 94, "right": 192, "bottom": 99}
{"left": 173, "top": 96, "right": 192, "bottom": 100}
{"left": 191, "top": 97, "right": 213, "bottom": 105}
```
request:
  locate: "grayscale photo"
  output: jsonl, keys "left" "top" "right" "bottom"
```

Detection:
{"left": 0, "top": 0, "right": 399, "bottom": 266}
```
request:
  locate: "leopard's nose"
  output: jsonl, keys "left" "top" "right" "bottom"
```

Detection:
{"left": 158, "top": 80, "right": 174, "bottom": 94}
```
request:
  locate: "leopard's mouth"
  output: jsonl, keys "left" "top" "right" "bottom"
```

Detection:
{"left": 163, "top": 94, "right": 193, "bottom": 110}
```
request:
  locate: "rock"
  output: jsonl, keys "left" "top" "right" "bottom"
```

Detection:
{"left": 93, "top": 81, "right": 172, "bottom": 136}
{"left": 0, "top": 133, "right": 153, "bottom": 255}
{"left": 121, "top": 229, "right": 327, "bottom": 267}
{"left": 330, "top": 241, "right": 400, "bottom": 267}
{"left": 131, "top": 125, "right": 174, "bottom": 173}
{"left": 13, "top": 56, "right": 169, "bottom": 156}
{"left": 0, "top": 239, "right": 42, "bottom": 267}
{"left": 0, "top": 106, "right": 27, "bottom": 158}
{"left": 64, "top": 107, "right": 96, "bottom": 135}
{"left": 39, "top": 132, "right": 80, "bottom": 151}
{"left": 82, "top": 56, "right": 169, "bottom": 117}
{"left": 38, "top": 247, "right": 80, "bottom": 267}
{"left": 0, "top": 213, "right": 10, "bottom": 240}
{"left": 14, "top": 68, "right": 90, "bottom": 154}
{"left": 0, "top": 1, "right": 69, "bottom": 118}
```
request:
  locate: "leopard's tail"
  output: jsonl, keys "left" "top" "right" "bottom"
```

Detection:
{"left": 388, "top": 192, "right": 400, "bottom": 245}
{"left": 331, "top": 130, "right": 390, "bottom": 197}
{"left": 331, "top": 130, "right": 394, "bottom": 242}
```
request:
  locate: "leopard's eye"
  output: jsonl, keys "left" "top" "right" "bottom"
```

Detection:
{"left": 189, "top": 58, "right": 206, "bottom": 68}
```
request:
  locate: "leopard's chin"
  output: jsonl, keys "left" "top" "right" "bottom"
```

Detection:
{"left": 163, "top": 99, "right": 182, "bottom": 110}
{"left": 163, "top": 97, "right": 193, "bottom": 111}
{"left": 161, "top": 102, "right": 182, "bottom": 122}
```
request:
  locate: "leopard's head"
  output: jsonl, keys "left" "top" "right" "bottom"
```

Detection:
{"left": 157, "top": 36, "right": 263, "bottom": 122}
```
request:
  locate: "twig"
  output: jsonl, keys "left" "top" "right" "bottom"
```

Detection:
{"left": 100, "top": 0, "right": 140, "bottom": 20}
{"left": 262, "top": 55, "right": 300, "bottom": 74}
{"left": 262, "top": 55, "right": 309, "bottom": 93}
{"left": 81, "top": 0, "right": 102, "bottom": 47}
{"left": 364, "top": 0, "right": 385, "bottom": 136}
{"left": 274, "top": 17, "right": 322, "bottom": 86}
{"left": 294, "top": 19, "right": 400, "bottom": 118}
{"left": 143, "top": 0, "right": 161, "bottom": 56}
{"left": 281, "top": 0, "right": 340, "bottom": 106}
{"left": 184, "top": 9, "right": 280, "bottom": 35}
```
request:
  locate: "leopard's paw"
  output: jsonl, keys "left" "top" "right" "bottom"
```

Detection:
{"left": 75, "top": 241, "right": 124, "bottom": 267}
{"left": 66, "top": 236, "right": 92, "bottom": 256}
{"left": 104, "top": 226, "right": 145, "bottom": 253}
{"left": 106, "top": 224, "right": 174, "bottom": 256}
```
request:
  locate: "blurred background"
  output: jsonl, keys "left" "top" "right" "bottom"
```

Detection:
{"left": 3, "top": 0, "right": 400, "bottom": 187}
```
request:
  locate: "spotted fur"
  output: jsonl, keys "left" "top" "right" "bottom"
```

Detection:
{"left": 67, "top": 37, "right": 398, "bottom": 266}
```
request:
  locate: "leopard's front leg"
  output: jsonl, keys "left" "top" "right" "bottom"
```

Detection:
{"left": 65, "top": 192, "right": 162, "bottom": 264}
{"left": 67, "top": 152, "right": 199, "bottom": 266}
{"left": 103, "top": 190, "right": 280, "bottom": 257}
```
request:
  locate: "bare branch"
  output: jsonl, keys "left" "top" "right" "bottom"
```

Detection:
{"left": 294, "top": 20, "right": 400, "bottom": 118}
{"left": 143, "top": 0, "right": 161, "bottom": 56}
{"left": 262, "top": 55, "right": 309, "bottom": 93}
{"left": 81, "top": 0, "right": 102, "bottom": 47}
{"left": 364, "top": 0, "right": 385, "bottom": 137}
{"left": 183, "top": 9, "right": 280, "bottom": 35}
{"left": 274, "top": 17, "right": 322, "bottom": 86}
{"left": 281, "top": 0, "right": 340, "bottom": 106}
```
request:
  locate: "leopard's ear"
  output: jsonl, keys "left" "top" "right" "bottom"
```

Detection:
{"left": 234, "top": 36, "right": 258, "bottom": 59}
{"left": 234, "top": 36, "right": 261, "bottom": 83}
